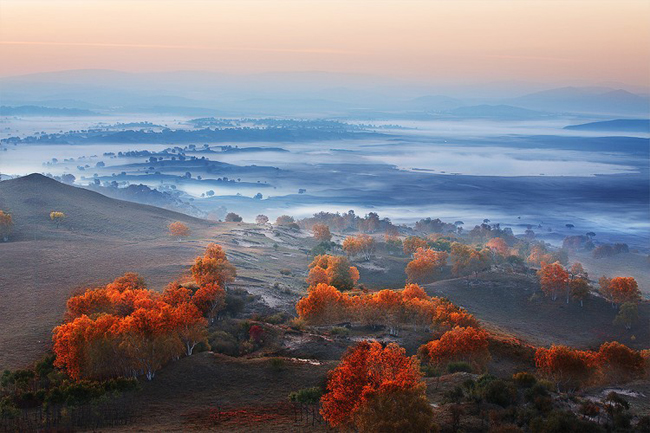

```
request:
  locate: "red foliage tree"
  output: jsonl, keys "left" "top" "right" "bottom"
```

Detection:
{"left": 537, "top": 261, "right": 570, "bottom": 302}
{"left": 168, "top": 221, "right": 190, "bottom": 239}
{"left": 596, "top": 341, "right": 645, "bottom": 383}
{"left": 320, "top": 341, "right": 426, "bottom": 430}
{"left": 419, "top": 326, "right": 490, "bottom": 372}
{"left": 535, "top": 345, "right": 597, "bottom": 391}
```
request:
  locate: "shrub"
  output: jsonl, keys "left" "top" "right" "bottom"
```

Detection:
{"left": 288, "top": 386, "right": 323, "bottom": 404}
{"left": 269, "top": 357, "right": 285, "bottom": 372}
{"left": 208, "top": 331, "right": 239, "bottom": 356}
{"left": 447, "top": 361, "right": 473, "bottom": 374}
{"left": 512, "top": 372, "right": 537, "bottom": 388}
{"left": 482, "top": 379, "right": 517, "bottom": 407}
{"left": 279, "top": 268, "right": 292, "bottom": 276}
{"left": 330, "top": 326, "right": 350, "bottom": 337}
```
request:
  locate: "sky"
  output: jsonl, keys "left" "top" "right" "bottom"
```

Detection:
{"left": 0, "top": 0, "right": 649, "bottom": 87}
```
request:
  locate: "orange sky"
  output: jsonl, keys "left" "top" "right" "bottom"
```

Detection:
{"left": 0, "top": 0, "right": 648, "bottom": 86}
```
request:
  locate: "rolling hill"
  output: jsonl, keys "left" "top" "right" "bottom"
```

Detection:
{"left": 564, "top": 119, "right": 650, "bottom": 133}
{"left": 0, "top": 174, "right": 216, "bottom": 369}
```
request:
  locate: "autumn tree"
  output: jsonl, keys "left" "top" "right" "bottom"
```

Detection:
{"left": 296, "top": 283, "right": 350, "bottom": 325}
{"left": 596, "top": 341, "right": 645, "bottom": 383}
{"left": 53, "top": 271, "right": 224, "bottom": 381}
{"left": 190, "top": 243, "right": 236, "bottom": 288}
{"left": 168, "top": 221, "right": 189, "bottom": 240}
{"left": 604, "top": 277, "right": 641, "bottom": 306}
{"left": 486, "top": 237, "right": 509, "bottom": 256}
{"left": 419, "top": 326, "right": 490, "bottom": 372}
{"left": 255, "top": 214, "right": 269, "bottom": 225}
{"left": 275, "top": 215, "right": 298, "bottom": 228}
{"left": 535, "top": 345, "right": 596, "bottom": 391}
{"left": 405, "top": 247, "right": 448, "bottom": 283}
{"left": 342, "top": 234, "right": 376, "bottom": 260}
{"left": 312, "top": 223, "right": 332, "bottom": 242}
{"left": 307, "top": 254, "right": 359, "bottom": 291}
{"left": 320, "top": 341, "right": 432, "bottom": 432}
{"left": 450, "top": 243, "right": 491, "bottom": 280}
{"left": 537, "top": 261, "right": 569, "bottom": 302}
{"left": 0, "top": 210, "right": 13, "bottom": 241}
{"left": 50, "top": 211, "right": 66, "bottom": 228}
{"left": 403, "top": 236, "right": 428, "bottom": 256}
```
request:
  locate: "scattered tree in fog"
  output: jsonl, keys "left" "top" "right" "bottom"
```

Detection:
{"left": 613, "top": 302, "right": 639, "bottom": 330}
{"left": 600, "top": 276, "right": 641, "bottom": 307}
{"left": 312, "top": 223, "right": 332, "bottom": 242}
{"left": 225, "top": 212, "right": 243, "bottom": 223}
{"left": 0, "top": 210, "right": 13, "bottom": 241}
{"left": 255, "top": 214, "right": 269, "bottom": 225}
{"left": 402, "top": 236, "right": 428, "bottom": 256}
{"left": 168, "top": 221, "right": 190, "bottom": 239}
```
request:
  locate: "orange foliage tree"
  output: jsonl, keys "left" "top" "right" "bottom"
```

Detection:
{"left": 402, "top": 236, "right": 428, "bottom": 256}
{"left": 53, "top": 269, "right": 227, "bottom": 381}
{"left": 601, "top": 277, "right": 641, "bottom": 306}
{"left": 405, "top": 247, "right": 448, "bottom": 283}
{"left": 419, "top": 326, "right": 490, "bottom": 372}
{"left": 0, "top": 210, "right": 13, "bottom": 241}
{"left": 535, "top": 345, "right": 597, "bottom": 391}
{"left": 450, "top": 243, "right": 491, "bottom": 279}
{"left": 168, "top": 221, "right": 190, "bottom": 240}
{"left": 486, "top": 237, "right": 509, "bottom": 256}
{"left": 307, "top": 254, "right": 359, "bottom": 291}
{"left": 342, "top": 234, "right": 376, "bottom": 260}
{"left": 320, "top": 341, "right": 430, "bottom": 431}
{"left": 190, "top": 243, "right": 236, "bottom": 288}
{"left": 312, "top": 223, "right": 332, "bottom": 242}
{"left": 295, "top": 283, "right": 351, "bottom": 325}
{"left": 537, "top": 261, "right": 569, "bottom": 302}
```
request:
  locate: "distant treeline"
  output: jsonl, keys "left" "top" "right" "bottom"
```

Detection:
{"left": 2, "top": 126, "right": 384, "bottom": 145}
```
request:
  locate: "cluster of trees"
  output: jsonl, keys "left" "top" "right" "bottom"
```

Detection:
{"left": 405, "top": 247, "right": 448, "bottom": 283}
{"left": 298, "top": 210, "right": 395, "bottom": 234}
{"left": 52, "top": 244, "right": 233, "bottom": 381}
{"left": 535, "top": 341, "right": 648, "bottom": 391}
{"left": 296, "top": 283, "right": 478, "bottom": 335}
{"left": 342, "top": 234, "right": 375, "bottom": 260}
{"left": 419, "top": 326, "right": 491, "bottom": 372}
{"left": 537, "top": 262, "right": 642, "bottom": 328}
{"left": 306, "top": 254, "right": 359, "bottom": 291}
{"left": 593, "top": 243, "right": 629, "bottom": 259}
{"left": 320, "top": 341, "right": 435, "bottom": 432}
{"left": 450, "top": 242, "right": 492, "bottom": 278}
{"left": 225, "top": 212, "right": 243, "bottom": 223}
{"left": 414, "top": 217, "right": 457, "bottom": 234}
{"left": 0, "top": 210, "right": 13, "bottom": 241}
{"left": 526, "top": 243, "right": 568, "bottom": 267}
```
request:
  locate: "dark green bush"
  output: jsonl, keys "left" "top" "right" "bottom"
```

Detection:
{"left": 288, "top": 386, "right": 323, "bottom": 404}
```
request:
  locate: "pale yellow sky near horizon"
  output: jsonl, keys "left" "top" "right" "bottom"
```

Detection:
{"left": 0, "top": 0, "right": 648, "bottom": 86}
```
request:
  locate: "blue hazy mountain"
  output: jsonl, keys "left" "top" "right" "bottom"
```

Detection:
{"left": 564, "top": 119, "right": 650, "bottom": 133}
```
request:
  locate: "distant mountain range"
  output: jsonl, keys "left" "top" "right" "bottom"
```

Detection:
{"left": 1, "top": 69, "right": 648, "bottom": 117}
{"left": 0, "top": 105, "right": 99, "bottom": 116}
{"left": 564, "top": 119, "right": 650, "bottom": 133}
{"left": 508, "top": 87, "right": 650, "bottom": 115}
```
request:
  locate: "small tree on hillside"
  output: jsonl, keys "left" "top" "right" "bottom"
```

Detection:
{"left": 0, "top": 210, "right": 13, "bottom": 241}
{"left": 50, "top": 211, "right": 66, "bottom": 228}
{"left": 255, "top": 214, "right": 269, "bottom": 225}
{"left": 169, "top": 221, "right": 190, "bottom": 240}
{"left": 312, "top": 223, "right": 332, "bottom": 242}
{"left": 225, "top": 212, "right": 243, "bottom": 223}
{"left": 613, "top": 302, "right": 639, "bottom": 330}
{"left": 537, "top": 261, "right": 569, "bottom": 302}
